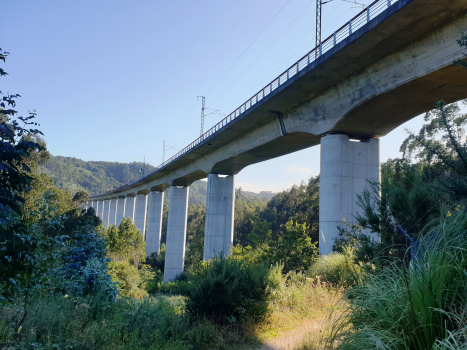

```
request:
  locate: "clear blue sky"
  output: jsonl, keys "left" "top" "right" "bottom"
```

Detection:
{"left": 3, "top": 0, "right": 427, "bottom": 193}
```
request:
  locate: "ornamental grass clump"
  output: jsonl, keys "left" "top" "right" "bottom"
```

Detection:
{"left": 328, "top": 211, "right": 467, "bottom": 350}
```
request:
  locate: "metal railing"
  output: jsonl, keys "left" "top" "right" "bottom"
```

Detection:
{"left": 98, "top": 0, "right": 398, "bottom": 196}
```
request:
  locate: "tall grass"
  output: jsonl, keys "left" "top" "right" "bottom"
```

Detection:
{"left": 0, "top": 294, "right": 237, "bottom": 349}
{"left": 307, "top": 247, "right": 370, "bottom": 288}
{"left": 256, "top": 264, "right": 343, "bottom": 342}
{"left": 328, "top": 212, "right": 467, "bottom": 350}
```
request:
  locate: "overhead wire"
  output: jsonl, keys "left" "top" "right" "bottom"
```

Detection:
{"left": 208, "top": 1, "right": 314, "bottom": 108}
{"left": 216, "top": 0, "right": 356, "bottom": 116}
{"left": 203, "top": 0, "right": 291, "bottom": 97}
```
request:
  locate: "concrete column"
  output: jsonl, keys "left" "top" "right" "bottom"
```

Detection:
{"left": 125, "top": 196, "right": 136, "bottom": 222}
{"left": 95, "top": 201, "right": 100, "bottom": 218}
{"left": 146, "top": 191, "right": 164, "bottom": 257}
{"left": 164, "top": 186, "right": 189, "bottom": 283}
{"left": 108, "top": 198, "right": 117, "bottom": 228}
{"left": 319, "top": 134, "right": 380, "bottom": 254}
{"left": 116, "top": 197, "right": 126, "bottom": 227}
{"left": 102, "top": 200, "right": 110, "bottom": 227}
{"left": 134, "top": 194, "right": 148, "bottom": 237}
{"left": 203, "top": 174, "right": 235, "bottom": 261}
{"left": 99, "top": 200, "right": 105, "bottom": 220}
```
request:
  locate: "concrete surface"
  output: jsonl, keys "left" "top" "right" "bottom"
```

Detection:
{"left": 116, "top": 197, "right": 126, "bottom": 227}
{"left": 125, "top": 196, "right": 135, "bottom": 222}
{"left": 319, "top": 135, "right": 380, "bottom": 254}
{"left": 204, "top": 174, "right": 235, "bottom": 260}
{"left": 108, "top": 198, "right": 117, "bottom": 228}
{"left": 134, "top": 194, "right": 148, "bottom": 237}
{"left": 103, "top": 200, "right": 110, "bottom": 228}
{"left": 164, "top": 186, "right": 189, "bottom": 283}
{"left": 146, "top": 191, "right": 164, "bottom": 257}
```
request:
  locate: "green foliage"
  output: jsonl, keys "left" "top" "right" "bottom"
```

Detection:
{"left": 307, "top": 247, "right": 368, "bottom": 288}
{"left": 273, "top": 220, "right": 318, "bottom": 272}
{"left": 264, "top": 176, "right": 320, "bottom": 242}
{"left": 41, "top": 155, "right": 156, "bottom": 195}
{"left": 333, "top": 222, "right": 383, "bottom": 264}
{"left": 187, "top": 256, "right": 271, "bottom": 325}
{"left": 230, "top": 220, "right": 318, "bottom": 273}
{"left": 108, "top": 261, "right": 155, "bottom": 299}
{"left": 72, "top": 190, "right": 89, "bottom": 204}
{"left": 185, "top": 204, "right": 206, "bottom": 268}
{"left": 353, "top": 159, "right": 444, "bottom": 265}
{"left": 105, "top": 218, "right": 146, "bottom": 268}
{"left": 329, "top": 212, "right": 467, "bottom": 350}
{"left": 401, "top": 100, "right": 467, "bottom": 200}
{"left": 0, "top": 294, "right": 227, "bottom": 350}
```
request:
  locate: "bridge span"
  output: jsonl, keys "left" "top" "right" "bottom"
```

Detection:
{"left": 88, "top": 0, "right": 467, "bottom": 281}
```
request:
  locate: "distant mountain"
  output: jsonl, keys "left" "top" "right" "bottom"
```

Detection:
{"left": 41, "top": 155, "right": 275, "bottom": 204}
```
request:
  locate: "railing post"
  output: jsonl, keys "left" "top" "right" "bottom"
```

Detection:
{"left": 319, "top": 42, "right": 322, "bottom": 56}
{"left": 307, "top": 52, "right": 310, "bottom": 65}
{"left": 367, "top": 6, "right": 370, "bottom": 22}
{"left": 349, "top": 19, "right": 352, "bottom": 35}
{"left": 287, "top": 68, "right": 289, "bottom": 80}
{"left": 387, "top": 0, "right": 391, "bottom": 8}
{"left": 333, "top": 32, "right": 337, "bottom": 46}
{"left": 296, "top": 60, "right": 299, "bottom": 72}
{"left": 277, "top": 75, "right": 281, "bottom": 87}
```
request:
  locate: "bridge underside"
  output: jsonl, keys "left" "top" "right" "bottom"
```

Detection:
{"left": 88, "top": 0, "right": 467, "bottom": 280}
{"left": 334, "top": 64, "right": 467, "bottom": 139}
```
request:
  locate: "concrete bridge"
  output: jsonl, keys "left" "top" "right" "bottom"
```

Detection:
{"left": 87, "top": 0, "right": 467, "bottom": 282}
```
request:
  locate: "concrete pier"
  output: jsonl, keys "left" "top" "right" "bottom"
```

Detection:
{"left": 116, "top": 197, "right": 126, "bottom": 227}
{"left": 99, "top": 200, "right": 105, "bottom": 220}
{"left": 164, "top": 186, "right": 189, "bottom": 283}
{"left": 134, "top": 194, "right": 148, "bottom": 237}
{"left": 108, "top": 199, "right": 117, "bottom": 228}
{"left": 125, "top": 195, "right": 136, "bottom": 222}
{"left": 203, "top": 174, "right": 235, "bottom": 260}
{"left": 319, "top": 134, "right": 380, "bottom": 254}
{"left": 146, "top": 191, "right": 165, "bottom": 257}
{"left": 103, "top": 200, "right": 110, "bottom": 227}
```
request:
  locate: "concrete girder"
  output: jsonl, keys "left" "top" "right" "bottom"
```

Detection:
{"left": 150, "top": 183, "right": 170, "bottom": 192}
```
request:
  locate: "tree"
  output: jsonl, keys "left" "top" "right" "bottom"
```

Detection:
{"left": 272, "top": 220, "right": 318, "bottom": 272}
{"left": 400, "top": 100, "right": 467, "bottom": 200}
{"left": 73, "top": 190, "right": 89, "bottom": 204}
{"left": 105, "top": 218, "right": 145, "bottom": 268}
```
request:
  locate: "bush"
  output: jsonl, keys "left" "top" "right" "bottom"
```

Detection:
{"left": 307, "top": 247, "right": 369, "bottom": 288}
{"left": 187, "top": 256, "right": 271, "bottom": 325}
{"left": 0, "top": 293, "right": 221, "bottom": 350}
{"left": 329, "top": 211, "right": 467, "bottom": 350}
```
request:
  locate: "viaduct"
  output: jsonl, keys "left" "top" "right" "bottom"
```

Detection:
{"left": 86, "top": 0, "right": 467, "bottom": 282}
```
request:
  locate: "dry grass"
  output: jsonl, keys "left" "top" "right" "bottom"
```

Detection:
{"left": 253, "top": 276, "right": 344, "bottom": 349}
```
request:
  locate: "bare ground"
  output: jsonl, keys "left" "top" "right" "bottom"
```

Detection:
{"left": 252, "top": 315, "right": 326, "bottom": 350}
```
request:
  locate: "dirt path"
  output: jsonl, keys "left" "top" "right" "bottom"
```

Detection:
{"left": 253, "top": 316, "right": 326, "bottom": 350}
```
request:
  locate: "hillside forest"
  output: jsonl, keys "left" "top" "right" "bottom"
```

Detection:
{"left": 2, "top": 35, "right": 467, "bottom": 350}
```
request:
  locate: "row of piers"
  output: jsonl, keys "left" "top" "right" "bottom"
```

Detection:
{"left": 84, "top": 135, "right": 380, "bottom": 282}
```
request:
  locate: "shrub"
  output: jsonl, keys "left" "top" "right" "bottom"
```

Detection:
{"left": 108, "top": 261, "right": 149, "bottom": 299}
{"left": 307, "top": 247, "right": 369, "bottom": 288}
{"left": 187, "top": 256, "right": 271, "bottom": 325}
{"left": 329, "top": 211, "right": 467, "bottom": 350}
